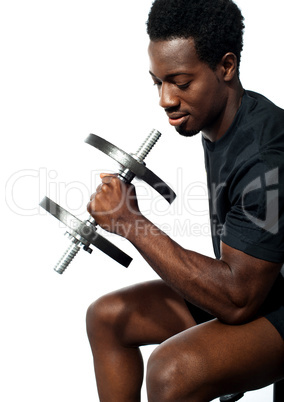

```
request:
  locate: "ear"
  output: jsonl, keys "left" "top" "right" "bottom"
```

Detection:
{"left": 220, "top": 52, "right": 238, "bottom": 81}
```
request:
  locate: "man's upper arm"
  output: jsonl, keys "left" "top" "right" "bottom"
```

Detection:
{"left": 219, "top": 241, "right": 282, "bottom": 320}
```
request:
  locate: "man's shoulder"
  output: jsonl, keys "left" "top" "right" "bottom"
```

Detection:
{"left": 241, "top": 90, "right": 284, "bottom": 147}
{"left": 244, "top": 90, "right": 284, "bottom": 119}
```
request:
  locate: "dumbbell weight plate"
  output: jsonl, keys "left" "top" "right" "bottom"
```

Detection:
{"left": 40, "top": 196, "right": 132, "bottom": 268}
{"left": 85, "top": 134, "right": 176, "bottom": 204}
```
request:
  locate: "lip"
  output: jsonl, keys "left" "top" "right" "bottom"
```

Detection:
{"left": 168, "top": 114, "right": 189, "bottom": 127}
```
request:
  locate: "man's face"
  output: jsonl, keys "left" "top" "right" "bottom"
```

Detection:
{"left": 148, "top": 38, "right": 228, "bottom": 138}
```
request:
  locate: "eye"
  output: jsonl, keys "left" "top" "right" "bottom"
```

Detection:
{"left": 153, "top": 80, "right": 162, "bottom": 87}
{"left": 176, "top": 81, "right": 191, "bottom": 90}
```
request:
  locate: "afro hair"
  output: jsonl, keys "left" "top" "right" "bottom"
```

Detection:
{"left": 147, "top": 0, "right": 245, "bottom": 73}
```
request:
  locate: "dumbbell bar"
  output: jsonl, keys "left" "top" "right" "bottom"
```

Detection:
{"left": 40, "top": 129, "right": 176, "bottom": 273}
{"left": 85, "top": 133, "right": 176, "bottom": 202}
{"left": 40, "top": 196, "right": 133, "bottom": 267}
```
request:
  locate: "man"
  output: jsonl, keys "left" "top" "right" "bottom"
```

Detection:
{"left": 86, "top": 0, "right": 284, "bottom": 400}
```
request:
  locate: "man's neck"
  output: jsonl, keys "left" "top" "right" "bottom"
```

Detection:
{"left": 202, "top": 84, "right": 244, "bottom": 143}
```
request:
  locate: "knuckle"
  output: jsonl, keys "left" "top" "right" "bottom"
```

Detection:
{"left": 114, "top": 177, "right": 121, "bottom": 188}
{"left": 87, "top": 200, "right": 95, "bottom": 214}
{"left": 94, "top": 192, "right": 101, "bottom": 202}
{"left": 101, "top": 183, "right": 109, "bottom": 192}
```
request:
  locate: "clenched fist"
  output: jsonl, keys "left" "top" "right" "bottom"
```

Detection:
{"left": 87, "top": 173, "right": 141, "bottom": 236}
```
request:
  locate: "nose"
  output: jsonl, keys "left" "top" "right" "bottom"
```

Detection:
{"left": 159, "top": 82, "right": 180, "bottom": 110}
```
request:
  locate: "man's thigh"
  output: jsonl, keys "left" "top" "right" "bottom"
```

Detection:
{"left": 87, "top": 279, "right": 197, "bottom": 346}
{"left": 148, "top": 316, "right": 284, "bottom": 400}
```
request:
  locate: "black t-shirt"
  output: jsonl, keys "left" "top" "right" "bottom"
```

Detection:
{"left": 202, "top": 90, "right": 284, "bottom": 265}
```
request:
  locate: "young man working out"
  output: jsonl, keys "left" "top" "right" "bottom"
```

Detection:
{"left": 86, "top": 0, "right": 284, "bottom": 400}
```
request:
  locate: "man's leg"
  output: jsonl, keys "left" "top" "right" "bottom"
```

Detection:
{"left": 86, "top": 279, "right": 196, "bottom": 402}
{"left": 146, "top": 317, "right": 284, "bottom": 401}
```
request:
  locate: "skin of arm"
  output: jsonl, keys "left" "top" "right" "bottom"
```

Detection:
{"left": 87, "top": 174, "right": 282, "bottom": 325}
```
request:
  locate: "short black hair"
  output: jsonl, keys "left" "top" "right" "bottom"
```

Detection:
{"left": 147, "top": 0, "right": 245, "bottom": 74}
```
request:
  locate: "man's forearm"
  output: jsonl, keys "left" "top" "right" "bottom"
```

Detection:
{"left": 123, "top": 214, "right": 240, "bottom": 323}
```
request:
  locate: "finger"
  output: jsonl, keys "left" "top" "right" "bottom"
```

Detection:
{"left": 95, "top": 183, "right": 103, "bottom": 193}
{"left": 101, "top": 175, "right": 119, "bottom": 185}
{"left": 89, "top": 192, "right": 96, "bottom": 201}
{"left": 87, "top": 200, "right": 93, "bottom": 214}
{"left": 100, "top": 173, "right": 118, "bottom": 179}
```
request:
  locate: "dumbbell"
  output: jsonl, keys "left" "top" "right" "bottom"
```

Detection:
{"left": 40, "top": 129, "right": 176, "bottom": 274}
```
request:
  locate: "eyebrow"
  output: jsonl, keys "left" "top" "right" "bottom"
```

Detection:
{"left": 149, "top": 71, "right": 193, "bottom": 80}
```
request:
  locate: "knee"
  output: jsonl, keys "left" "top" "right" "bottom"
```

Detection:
{"left": 146, "top": 346, "right": 179, "bottom": 401}
{"left": 146, "top": 342, "right": 208, "bottom": 401}
{"left": 86, "top": 292, "right": 124, "bottom": 341}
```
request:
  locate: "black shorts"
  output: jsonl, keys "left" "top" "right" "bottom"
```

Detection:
{"left": 184, "top": 273, "right": 284, "bottom": 339}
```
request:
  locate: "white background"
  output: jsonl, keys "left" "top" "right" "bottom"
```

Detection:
{"left": 1, "top": 0, "right": 283, "bottom": 401}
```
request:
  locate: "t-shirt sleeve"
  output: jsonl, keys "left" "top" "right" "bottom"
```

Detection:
{"left": 220, "top": 158, "right": 284, "bottom": 263}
